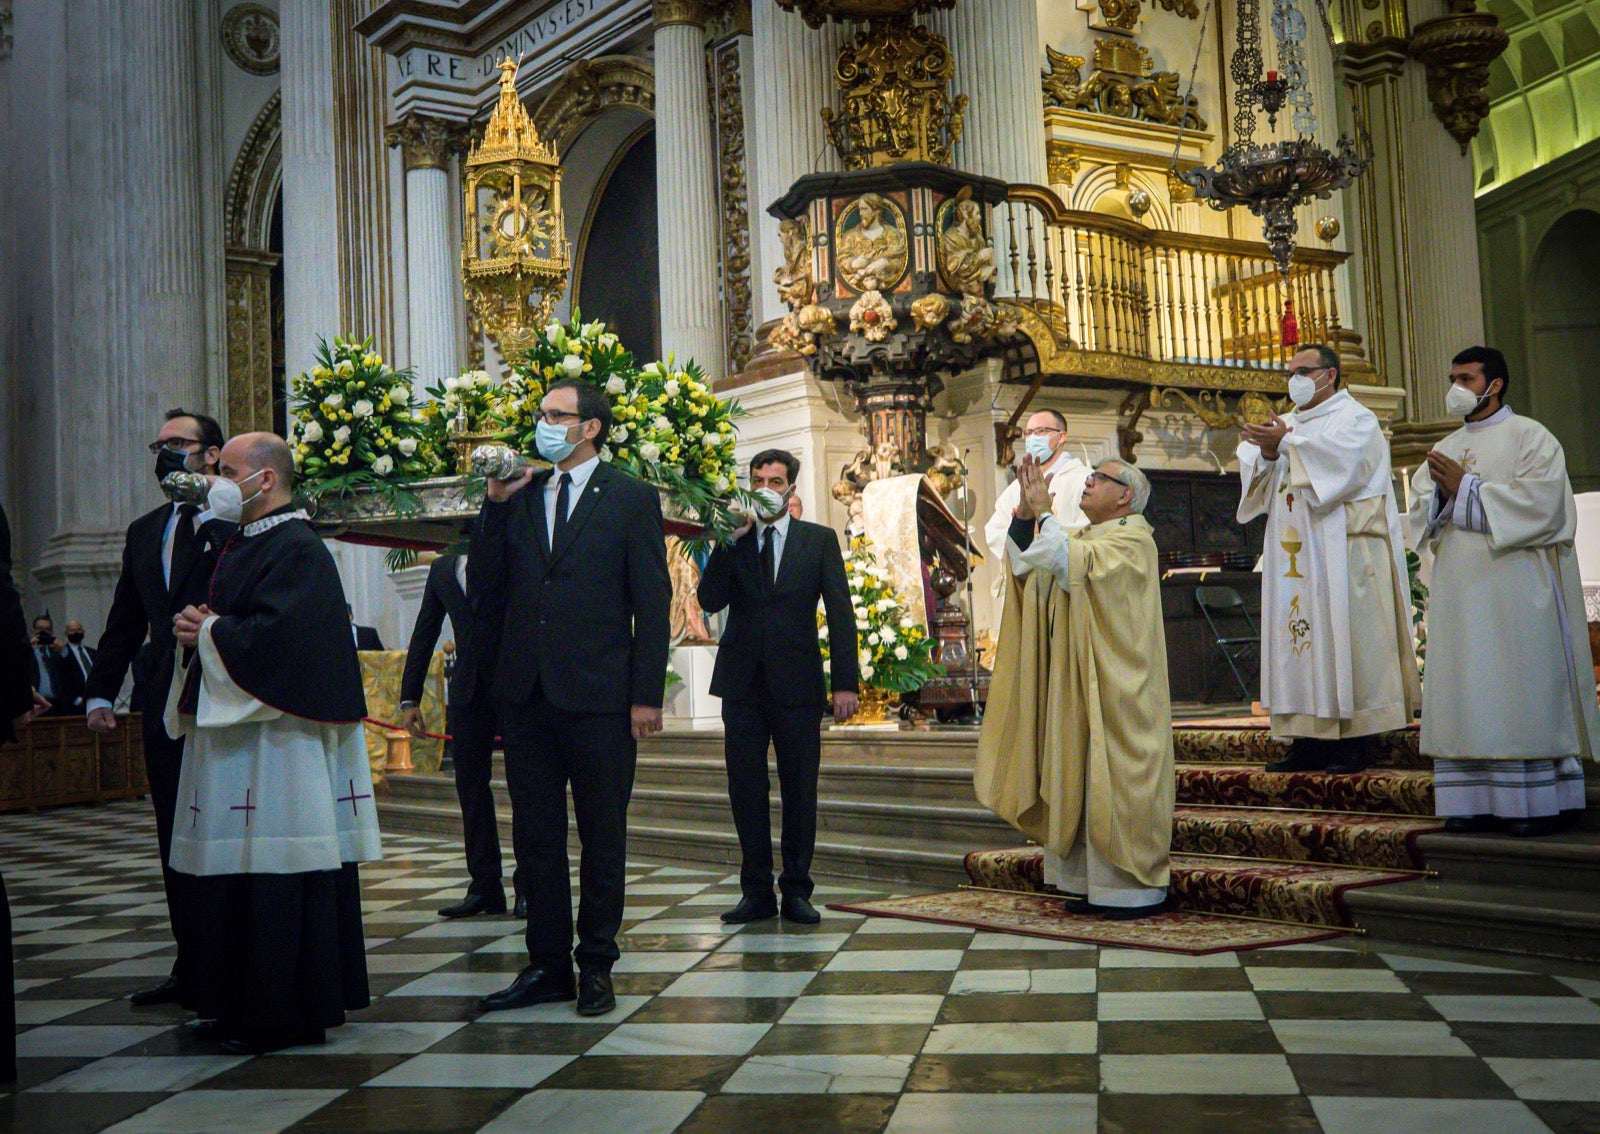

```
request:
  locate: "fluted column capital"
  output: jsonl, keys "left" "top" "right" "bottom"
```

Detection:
{"left": 653, "top": 0, "right": 710, "bottom": 29}
{"left": 385, "top": 112, "right": 472, "bottom": 172}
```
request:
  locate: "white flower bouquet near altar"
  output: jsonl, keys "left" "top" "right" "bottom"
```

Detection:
{"left": 819, "top": 536, "right": 943, "bottom": 695}
{"left": 287, "top": 337, "right": 439, "bottom": 501}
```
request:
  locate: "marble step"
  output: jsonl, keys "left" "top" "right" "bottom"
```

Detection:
{"left": 1415, "top": 829, "right": 1600, "bottom": 892}
{"left": 1343, "top": 878, "right": 1600, "bottom": 963}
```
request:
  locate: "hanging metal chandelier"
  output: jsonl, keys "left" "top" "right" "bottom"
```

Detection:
{"left": 1174, "top": 0, "right": 1370, "bottom": 276}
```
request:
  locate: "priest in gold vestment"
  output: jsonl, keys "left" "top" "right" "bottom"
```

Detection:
{"left": 975, "top": 457, "right": 1176, "bottom": 919}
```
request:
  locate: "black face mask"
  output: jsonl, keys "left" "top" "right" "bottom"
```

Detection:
{"left": 155, "top": 446, "right": 194, "bottom": 482}
{"left": 67, "top": 632, "right": 85, "bottom": 645}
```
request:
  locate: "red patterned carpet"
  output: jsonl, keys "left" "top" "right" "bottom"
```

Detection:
{"left": 890, "top": 722, "right": 1445, "bottom": 951}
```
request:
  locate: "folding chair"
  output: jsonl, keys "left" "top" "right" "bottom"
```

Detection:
{"left": 1195, "top": 585, "right": 1260, "bottom": 701}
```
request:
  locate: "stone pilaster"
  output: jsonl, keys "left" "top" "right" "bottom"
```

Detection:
{"left": 748, "top": 3, "right": 846, "bottom": 334}
{"left": 128, "top": 1, "right": 209, "bottom": 419}
{"left": 653, "top": 0, "right": 727, "bottom": 378}
{"left": 387, "top": 114, "right": 469, "bottom": 388}
{"left": 280, "top": 0, "right": 342, "bottom": 380}
{"left": 926, "top": 0, "right": 1047, "bottom": 185}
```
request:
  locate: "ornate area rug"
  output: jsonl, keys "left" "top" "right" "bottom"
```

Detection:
{"left": 963, "top": 846, "right": 1424, "bottom": 927}
{"left": 1176, "top": 764, "right": 1435, "bottom": 815}
{"left": 827, "top": 889, "right": 1347, "bottom": 955}
{"left": 1173, "top": 805, "right": 1444, "bottom": 869}
{"left": 1174, "top": 721, "right": 1427, "bottom": 769}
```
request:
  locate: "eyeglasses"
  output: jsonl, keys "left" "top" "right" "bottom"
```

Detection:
{"left": 147, "top": 438, "right": 202, "bottom": 454}
{"left": 1022, "top": 427, "right": 1063, "bottom": 438}
{"left": 1285, "top": 365, "right": 1327, "bottom": 378}
{"left": 539, "top": 410, "right": 584, "bottom": 425}
{"left": 1089, "top": 470, "right": 1129, "bottom": 488}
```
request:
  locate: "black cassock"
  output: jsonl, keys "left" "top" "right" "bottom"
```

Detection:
{"left": 175, "top": 505, "right": 372, "bottom": 1044}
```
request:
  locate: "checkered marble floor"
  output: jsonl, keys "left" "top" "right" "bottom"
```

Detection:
{"left": 4, "top": 802, "right": 1599, "bottom": 1134}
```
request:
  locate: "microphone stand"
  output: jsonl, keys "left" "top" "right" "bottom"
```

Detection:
{"left": 954, "top": 448, "right": 983, "bottom": 726}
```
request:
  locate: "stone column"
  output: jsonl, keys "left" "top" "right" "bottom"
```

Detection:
{"left": 387, "top": 114, "right": 468, "bottom": 389}
{"left": 128, "top": 0, "right": 209, "bottom": 418}
{"left": 926, "top": 0, "right": 1047, "bottom": 185}
{"left": 280, "top": 0, "right": 342, "bottom": 380}
{"left": 749, "top": 4, "right": 846, "bottom": 331}
{"left": 653, "top": 0, "right": 727, "bottom": 379}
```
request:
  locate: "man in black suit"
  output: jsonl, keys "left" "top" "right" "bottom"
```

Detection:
{"left": 698, "top": 450, "right": 860, "bottom": 925}
{"left": 399, "top": 545, "right": 517, "bottom": 918}
{"left": 348, "top": 606, "right": 385, "bottom": 651}
{"left": 85, "top": 408, "right": 233, "bottom": 1008}
{"left": 29, "top": 616, "right": 70, "bottom": 717}
{"left": 469, "top": 378, "right": 671, "bottom": 1018}
{"left": 53, "top": 620, "right": 96, "bottom": 714}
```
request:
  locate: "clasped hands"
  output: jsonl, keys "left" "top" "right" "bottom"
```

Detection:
{"left": 1239, "top": 412, "right": 1292, "bottom": 460}
{"left": 1012, "top": 456, "right": 1054, "bottom": 522}
{"left": 1425, "top": 449, "right": 1467, "bottom": 497}
{"left": 173, "top": 604, "right": 212, "bottom": 649}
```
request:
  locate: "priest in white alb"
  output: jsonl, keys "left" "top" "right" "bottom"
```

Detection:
{"left": 1409, "top": 346, "right": 1599, "bottom": 836}
{"left": 1238, "top": 344, "right": 1420, "bottom": 774}
{"left": 168, "top": 433, "right": 381, "bottom": 1054}
{"left": 975, "top": 456, "right": 1175, "bottom": 919}
{"left": 985, "top": 408, "right": 1092, "bottom": 582}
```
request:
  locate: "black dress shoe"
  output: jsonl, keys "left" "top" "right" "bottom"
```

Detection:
{"left": 1061, "top": 894, "right": 1092, "bottom": 915}
{"left": 1265, "top": 738, "right": 1329, "bottom": 774}
{"left": 1442, "top": 814, "right": 1502, "bottom": 834}
{"left": 576, "top": 969, "right": 616, "bottom": 1017}
{"left": 183, "top": 1018, "right": 231, "bottom": 1042}
{"left": 477, "top": 964, "right": 576, "bottom": 1012}
{"left": 1095, "top": 894, "right": 1178, "bottom": 921}
{"left": 513, "top": 894, "right": 528, "bottom": 919}
{"left": 1506, "top": 816, "right": 1562, "bottom": 838}
{"left": 129, "top": 974, "right": 182, "bottom": 1006}
{"left": 721, "top": 895, "right": 778, "bottom": 924}
{"left": 780, "top": 895, "right": 822, "bottom": 924}
{"left": 439, "top": 892, "right": 508, "bottom": 919}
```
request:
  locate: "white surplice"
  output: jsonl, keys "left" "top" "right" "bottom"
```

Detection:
{"left": 1407, "top": 408, "right": 1600, "bottom": 805}
{"left": 166, "top": 615, "right": 383, "bottom": 876}
{"left": 1238, "top": 390, "right": 1419, "bottom": 740}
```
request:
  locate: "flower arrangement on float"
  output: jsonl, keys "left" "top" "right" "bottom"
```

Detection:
{"left": 489, "top": 317, "right": 750, "bottom": 546}
{"left": 287, "top": 337, "right": 438, "bottom": 501}
{"left": 820, "top": 536, "right": 944, "bottom": 722}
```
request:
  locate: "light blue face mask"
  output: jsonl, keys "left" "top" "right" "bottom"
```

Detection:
{"left": 1024, "top": 434, "right": 1056, "bottom": 463}
{"left": 535, "top": 419, "right": 578, "bottom": 463}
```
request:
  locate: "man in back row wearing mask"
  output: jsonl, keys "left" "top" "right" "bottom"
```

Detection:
{"left": 85, "top": 409, "right": 235, "bottom": 1010}
{"left": 985, "top": 409, "right": 1092, "bottom": 600}
{"left": 697, "top": 449, "right": 859, "bottom": 926}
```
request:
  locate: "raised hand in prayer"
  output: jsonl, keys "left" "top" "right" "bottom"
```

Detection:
{"left": 1239, "top": 411, "right": 1291, "bottom": 460}
{"left": 1015, "top": 456, "right": 1053, "bottom": 522}
{"left": 1425, "top": 449, "right": 1466, "bottom": 497}
{"left": 173, "top": 603, "right": 212, "bottom": 649}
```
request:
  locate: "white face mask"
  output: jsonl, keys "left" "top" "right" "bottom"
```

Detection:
{"left": 753, "top": 487, "right": 789, "bottom": 521}
{"left": 1023, "top": 434, "right": 1057, "bottom": 464}
{"left": 207, "top": 470, "right": 265, "bottom": 524}
{"left": 1445, "top": 382, "right": 1492, "bottom": 418}
{"left": 1287, "top": 370, "right": 1327, "bottom": 408}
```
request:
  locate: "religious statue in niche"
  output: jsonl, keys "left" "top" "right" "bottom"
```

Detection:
{"left": 936, "top": 189, "right": 998, "bottom": 297}
{"left": 834, "top": 193, "right": 910, "bottom": 293}
{"left": 774, "top": 219, "right": 814, "bottom": 310}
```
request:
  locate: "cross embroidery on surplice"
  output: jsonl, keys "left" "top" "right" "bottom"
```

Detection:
{"left": 337, "top": 778, "right": 372, "bottom": 817}
{"left": 189, "top": 790, "right": 202, "bottom": 829}
{"left": 230, "top": 788, "right": 257, "bottom": 827}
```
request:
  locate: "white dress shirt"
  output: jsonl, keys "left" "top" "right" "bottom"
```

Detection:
{"left": 758, "top": 512, "right": 792, "bottom": 580}
{"left": 161, "top": 501, "right": 215, "bottom": 589}
{"left": 66, "top": 643, "right": 93, "bottom": 681}
{"left": 545, "top": 455, "right": 601, "bottom": 546}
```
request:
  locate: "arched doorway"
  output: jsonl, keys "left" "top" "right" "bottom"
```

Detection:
{"left": 576, "top": 129, "right": 660, "bottom": 362}
{"left": 1528, "top": 208, "right": 1600, "bottom": 491}
{"left": 224, "top": 93, "right": 286, "bottom": 435}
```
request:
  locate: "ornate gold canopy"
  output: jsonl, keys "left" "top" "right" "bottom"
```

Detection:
{"left": 462, "top": 59, "right": 571, "bottom": 361}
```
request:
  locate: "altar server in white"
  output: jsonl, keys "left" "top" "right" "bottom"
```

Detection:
{"left": 169, "top": 433, "right": 381, "bottom": 1054}
{"left": 1409, "top": 347, "right": 1599, "bottom": 836}
{"left": 1238, "top": 344, "right": 1420, "bottom": 774}
{"left": 986, "top": 408, "right": 1092, "bottom": 580}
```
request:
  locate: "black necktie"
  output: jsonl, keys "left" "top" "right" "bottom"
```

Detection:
{"left": 171, "top": 504, "right": 197, "bottom": 568}
{"left": 552, "top": 473, "right": 572, "bottom": 546}
{"left": 761, "top": 526, "right": 776, "bottom": 588}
